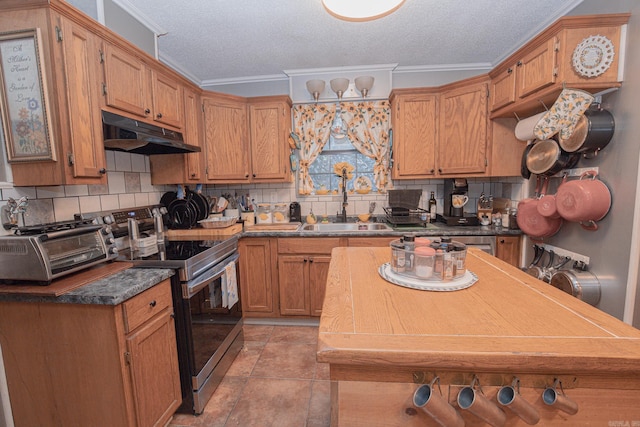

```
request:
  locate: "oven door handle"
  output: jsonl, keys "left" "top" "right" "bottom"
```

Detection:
{"left": 182, "top": 252, "right": 240, "bottom": 299}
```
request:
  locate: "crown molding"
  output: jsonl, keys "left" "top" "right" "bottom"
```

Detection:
{"left": 284, "top": 63, "right": 398, "bottom": 77}
{"left": 394, "top": 63, "right": 492, "bottom": 74}
{"left": 158, "top": 52, "right": 202, "bottom": 85}
{"left": 107, "top": 0, "right": 167, "bottom": 35}
{"left": 201, "top": 74, "right": 290, "bottom": 87}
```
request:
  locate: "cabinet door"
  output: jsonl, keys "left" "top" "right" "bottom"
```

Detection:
{"left": 490, "top": 64, "right": 517, "bottom": 111}
{"left": 203, "top": 95, "right": 249, "bottom": 182}
{"left": 103, "top": 43, "right": 150, "bottom": 118}
{"left": 248, "top": 100, "right": 290, "bottom": 182}
{"left": 278, "top": 255, "right": 310, "bottom": 316}
{"left": 59, "top": 17, "right": 107, "bottom": 180}
{"left": 184, "top": 87, "right": 203, "bottom": 181}
{"left": 517, "top": 37, "right": 558, "bottom": 99}
{"left": 391, "top": 94, "right": 437, "bottom": 179}
{"left": 309, "top": 256, "right": 331, "bottom": 317}
{"left": 438, "top": 82, "right": 488, "bottom": 175}
{"left": 238, "top": 238, "right": 275, "bottom": 314}
{"left": 150, "top": 68, "right": 184, "bottom": 129}
{"left": 126, "top": 307, "right": 181, "bottom": 427}
{"left": 495, "top": 235, "right": 521, "bottom": 267}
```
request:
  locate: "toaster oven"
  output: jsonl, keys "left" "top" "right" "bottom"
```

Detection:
{"left": 0, "top": 222, "right": 118, "bottom": 285}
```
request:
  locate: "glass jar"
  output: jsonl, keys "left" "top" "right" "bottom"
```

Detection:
{"left": 509, "top": 207, "right": 519, "bottom": 230}
{"left": 415, "top": 246, "right": 435, "bottom": 279}
{"left": 256, "top": 203, "right": 272, "bottom": 224}
{"left": 272, "top": 203, "right": 288, "bottom": 223}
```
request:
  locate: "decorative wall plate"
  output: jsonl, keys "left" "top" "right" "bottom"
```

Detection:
{"left": 572, "top": 34, "right": 615, "bottom": 78}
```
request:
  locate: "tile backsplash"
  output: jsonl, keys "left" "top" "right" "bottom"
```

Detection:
{"left": 0, "top": 150, "right": 525, "bottom": 235}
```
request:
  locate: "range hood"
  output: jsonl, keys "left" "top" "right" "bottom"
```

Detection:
{"left": 102, "top": 111, "right": 200, "bottom": 155}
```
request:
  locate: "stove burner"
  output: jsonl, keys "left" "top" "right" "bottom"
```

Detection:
{"left": 14, "top": 218, "right": 97, "bottom": 235}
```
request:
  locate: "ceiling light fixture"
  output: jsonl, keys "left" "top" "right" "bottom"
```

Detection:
{"left": 306, "top": 79, "right": 326, "bottom": 103}
{"left": 354, "top": 76, "right": 374, "bottom": 98}
{"left": 330, "top": 78, "right": 350, "bottom": 100}
{"left": 322, "top": 0, "right": 405, "bottom": 22}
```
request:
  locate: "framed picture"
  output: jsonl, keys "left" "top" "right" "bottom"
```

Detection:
{"left": 0, "top": 28, "right": 56, "bottom": 162}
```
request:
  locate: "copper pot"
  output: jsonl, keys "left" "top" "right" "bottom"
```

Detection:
{"left": 526, "top": 139, "right": 580, "bottom": 176}
{"left": 556, "top": 171, "right": 611, "bottom": 230}
{"left": 517, "top": 176, "right": 563, "bottom": 239}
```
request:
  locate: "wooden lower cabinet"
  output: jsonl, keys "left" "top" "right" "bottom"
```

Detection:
{"left": 495, "top": 235, "right": 522, "bottom": 268}
{"left": 278, "top": 254, "right": 331, "bottom": 316}
{"left": 238, "top": 237, "right": 278, "bottom": 317}
{"left": 277, "top": 238, "right": 341, "bottom": 317}
{"left": 0, "top": 279, "right": 181, "bottom": 427}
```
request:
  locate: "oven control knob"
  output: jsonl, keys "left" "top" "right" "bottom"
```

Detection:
{"left": 102, "top": 226, "right": 112, "bottom": 235}
{"left": 108, "top": 246, "right": 119, "bottom": 255}
{"left": 103, "top": 215, "right": 114, "bottom": 225}
{"left": 105, "top": 237, "right": 115, "bottom": 245}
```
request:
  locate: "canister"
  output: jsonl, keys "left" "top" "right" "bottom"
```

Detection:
{"left": 272, "top": 203, "right": 289, "bottom": 223}
{"left": 256, "top": 203, "right": 272, "bottom": 224}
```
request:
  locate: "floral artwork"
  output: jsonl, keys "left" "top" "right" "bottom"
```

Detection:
{"left": 0, "top": 29, "right": 55, "bottom": 162}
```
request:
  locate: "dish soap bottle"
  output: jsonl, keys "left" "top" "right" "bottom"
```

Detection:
{"left": 429, "top": 191, "right": 437, "bottom": 223}
{"left": 306, "top": 210, "right": 317, "bottom": 224}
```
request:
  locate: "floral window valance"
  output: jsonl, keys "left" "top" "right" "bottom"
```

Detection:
{"left": 293, "top": 100, "right": 391, "bottom": 195}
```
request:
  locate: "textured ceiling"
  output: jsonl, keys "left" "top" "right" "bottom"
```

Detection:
{"left": 126, "top": 0, "right": 583, "bottom": 85}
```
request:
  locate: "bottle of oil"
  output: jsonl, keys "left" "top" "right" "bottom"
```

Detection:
{"left": 428, "top": 191, "right": 437, "bottom": 223}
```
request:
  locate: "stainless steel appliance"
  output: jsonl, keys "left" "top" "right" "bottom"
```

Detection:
{"left": 86, "top": 206, "right": 243, "bottom": 414}
{"left": 0, "top": 220, "right": 118, "bottom": 284}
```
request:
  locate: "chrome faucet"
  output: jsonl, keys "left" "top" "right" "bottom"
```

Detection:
{"left": 337, "top": 168, "right": 348, "bottom": 223}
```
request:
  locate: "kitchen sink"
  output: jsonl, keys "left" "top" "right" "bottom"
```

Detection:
{"left": 300, "top": 223, "right": 393, "bottom": 232}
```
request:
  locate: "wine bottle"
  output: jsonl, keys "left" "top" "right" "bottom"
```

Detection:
{"left": 429, "top": 191, "right": 437, "bottom": 222}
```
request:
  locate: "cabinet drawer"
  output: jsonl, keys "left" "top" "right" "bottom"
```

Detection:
{"left": 278, "top": 237, "right": 343, "bottom": 254}
{"left": 123, "top": 279, "right": 172, "bottom": 333}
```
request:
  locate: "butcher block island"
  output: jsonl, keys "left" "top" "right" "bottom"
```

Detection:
{"left": 318, "top": 247, "right": 640, "bottom": 426}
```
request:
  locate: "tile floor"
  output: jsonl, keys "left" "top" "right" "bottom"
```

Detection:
{"left": 169, "top": 323, "right": 331, "bottom": 427}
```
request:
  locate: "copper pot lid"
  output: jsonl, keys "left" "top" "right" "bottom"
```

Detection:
{"left": 526, "top": 139, "right": 560, "bottom": 174}
{"left": 558, "top": 115, "right": 589, "bottom": 152}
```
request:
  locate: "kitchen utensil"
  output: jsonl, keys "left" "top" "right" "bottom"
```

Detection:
{"left": 537, "top": 175, "right": 566, "bottom": 219}
{"left": 198, "top": 216, "right": 238, "bottom": 229}
{"left": 525, "top": 246, "right": 546, "bottom": 277}
{"left": 186, "top": 187, "right": 209, "bottom": 222}
{"left": 559, "top": 106, "right": 614, "bottom": 157}
{"left": 160, "top": 191, "right": 177, "bottom": 208}
{"left": 544, "top": 253, "right": 573, "bottom": 283}
{"left": 168, "top": 198, "right": 197, "bottom": 229}
{"left": 526, "top": 138, "right": 580, "bottom": 176}
{"left": 528, "top": 249, "right": 554, "bottom": 281}
{"left": 521, "top": 140, "right": 535, "bottom": 179}
{"left": 517, "top": 176, "right": 563, "bottom": 239}
{"left": 550, "top": 267, "right": 601, "bottom": 306}
{"left": 555, "top": 170, "right": 611, "bottom": 230}
{"left": 215, "top": 196, "right": 229, "bottom": 213}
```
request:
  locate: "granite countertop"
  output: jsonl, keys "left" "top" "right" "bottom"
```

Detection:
{"left": 0, "top": 267, "right": 175, "bottom": 305}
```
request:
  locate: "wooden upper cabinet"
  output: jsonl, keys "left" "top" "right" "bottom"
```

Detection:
{"left": 203, "top": 93, "right": 249, "bottom": 183}
{"left": 150, "top": 67, "right": 184, "bottom": 129}
{"left": 103, "top": 44, "right": 184, "bottom": 130}
{"left": 183, "top": 87, "right": 203, "bottom": 181}
{"left": 102, "top": 43, "right": 150, "bottom": 118}
{"left": 516, "top": 36, "right": 559, "bottom": 99}
{"left": 149, "top": 85, "right": 202, "bottom": 184}
{"left": 490, "top": 37, "right": 558, "bottom": 112}
{"left": 389, "top": 90, "right": 437, "bottom": 179}
{"left": 57, "top": 16, "right": 107, "bottom": 181}
{"left": 438, "top": 79, "right": 488, "bottom": 175}
{"left": 1, "top": 8, "right": 107, "bottom": 185}
{"left": 490, "top": 14, "right": 629, "bottom": 118}
{"left": 247, "top": 96, "right": 292, "bottom": 183}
